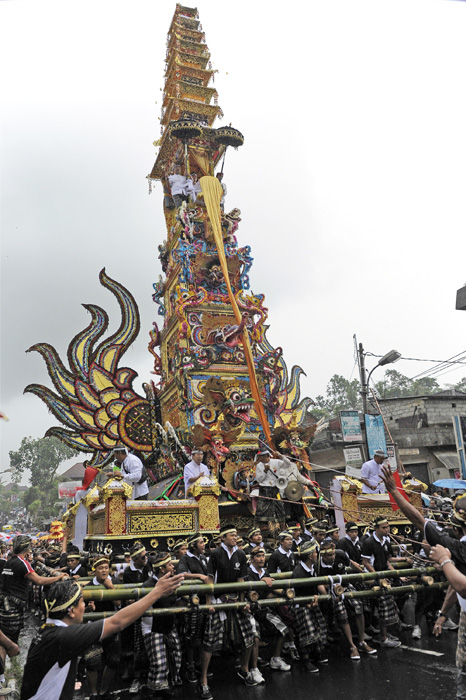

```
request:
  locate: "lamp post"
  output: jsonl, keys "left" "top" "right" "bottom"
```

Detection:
{"left": 357, "top": 341, "right": 401, "bottom": 460}
{"left": 358, "top": 344, "right": 401, "bottom": 416}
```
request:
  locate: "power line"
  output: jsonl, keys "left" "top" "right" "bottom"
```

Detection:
{"left": 365, "top": 350, "right": 466, "bottom": 382}
{"left": 366, "top": 351, "right": 466, "bottom": 366}
{"left": 410, "top": 351, "right": 466, "bottom": 381}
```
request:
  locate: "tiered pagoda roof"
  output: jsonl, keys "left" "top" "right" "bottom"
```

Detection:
{"left": 149, "top": 4, "right": 224, "bottom": 181}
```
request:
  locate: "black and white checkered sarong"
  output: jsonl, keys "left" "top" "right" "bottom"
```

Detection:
{"left": 332, "top": 585, "right": 364, "bottom": 622}
{"left": 181, "top": 608, "right": 205, "bottom": 647}
{"left": 457, "top": 609, "right": 466, "bottom": 671}
{"left": 255, "top": 609, "right": 288, "bottom": 638}
{"left": 204, "top": 610, "right": 254, "bottom": 652}
{"left": 295, "top": 605, "right": 327, "bottom": 651}
{"left": 0, "top": 600, "right": 24, "bottom": 644}
{"left": 377, "top": 593, "right": 399, "bottom": 627}
{"left": 143, "top": 629, "right": 182, "bottom": 690}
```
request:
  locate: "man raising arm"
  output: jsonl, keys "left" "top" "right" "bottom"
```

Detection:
{"left": 20, "top": 572, "right": 184, "bottom": 700}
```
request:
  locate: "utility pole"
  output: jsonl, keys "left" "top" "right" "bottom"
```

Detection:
{"left": 357, "top": 341, "right": 368, "bottom": 417}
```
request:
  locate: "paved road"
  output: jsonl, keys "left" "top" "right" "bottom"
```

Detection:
{"left": 71, "top": 622, "right": 458, "bottom": 700}
{"left": 15, "top": 611, "right": 459, "bottom": 700}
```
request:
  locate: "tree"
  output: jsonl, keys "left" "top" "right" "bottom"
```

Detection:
{"left": 9, "top": 436, "right": 77, "bottom": 487}
{"left": 373, "top": 369, "right": 440, "bottom": 399}
{"left": 313, "top": 374, "right": 362, "bottom": 419}
{"left": 23, "top": 486, "right": 41, "bottom": 509}
{"left": 27, "top": 499, "right": 42, "bottom": 525}
{"left": 454, "top": 377, "right": 466, "bottom": 393}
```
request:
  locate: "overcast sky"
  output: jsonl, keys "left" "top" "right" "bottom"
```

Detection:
{"left": 2, "top": 0, "right": 466, "bottom": 482}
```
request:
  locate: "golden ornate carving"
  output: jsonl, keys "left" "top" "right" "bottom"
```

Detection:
{"left": 190, "top": 475, "right": 221, "bottom": 499}
{"left": 198, "top": 494, "right": 220, "bottom": 531}
{"left": 107, "top": 496, "right": 127, "bottom": 535}
{"left": 334, "top": 475, "right": 363, "bottom": 493}
{"left": 83, "top": 485, "right": 102, "bottom": 509}
{"left": 129, "top": 510, "right": 195, "bottom": 536}
{"left": 101, "top": 474, "right": 133, "bottom": 500}
{"left": 341, "top": 492, "right": 359, "bottom": 521}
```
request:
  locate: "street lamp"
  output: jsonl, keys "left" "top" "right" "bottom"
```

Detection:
{"left": 358, "top": 344, "right": 401, "bottom": 417}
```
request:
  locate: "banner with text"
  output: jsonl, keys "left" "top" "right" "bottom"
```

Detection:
{"left": 452, "top": 415, "right": 466, "bottom": 480}
{"left": 344, "top": 446, "right": 363, "bottom": 478}
{"left": 340, "top": 410, "right": 363, "bottom": 443}
{"left": 364, "top": 414, "right": 387, "bottom": 459}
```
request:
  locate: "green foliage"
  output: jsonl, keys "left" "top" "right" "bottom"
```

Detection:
{"left": 9, "top": 436, "right": 77, "bottom": 487}
{"left": 23, "top": 486, "right": 41, "bottom": 509}
{"left": 373, "top": 369, "right": 440, "bottom": 399}
{"left": 22, "top": 478, "right": 63, "bottom": 525}
{"left": 452, "top": 377, "right": 466, "bottom": 393}
{"left": 28, "top": 499, "right": 42, "bottom": 517}
{"left": 312, "top": 374, "right": 362, "bottom": 419}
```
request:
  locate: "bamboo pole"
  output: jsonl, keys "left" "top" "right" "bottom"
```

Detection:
{"left": 82, "top": 580, "right": 448, "bottom": 620}
{"left": 81, "top": 567, "right": 438, "bottom": 601}
{"left": 81, "top": 572, "right": 292, "bottom": 588}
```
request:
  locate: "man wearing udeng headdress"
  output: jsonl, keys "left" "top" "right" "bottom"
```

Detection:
{"left": 20, "top": 572, "right": 183, "bottom": 700}
{"left": 382, "top": 465, "right": 466, "bottom": 699}
{"left": 113, "top": 445, "right": 149, "bottom": 500}
{"left": 0, "top": 535, "right": 66, "bottom": 681}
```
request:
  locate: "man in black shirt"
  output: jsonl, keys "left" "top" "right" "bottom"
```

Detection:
{"left": 337, "top": 522, "right": 365, "bottom": 572}
{"left": 200, "top": 525, "right": 255, "bottom": 698}
{"left": 64, "top": 553, "right": 88, "bottom": 580}
{"left": 312, "top": 524, "right": 327, "bottom": 551}
{"left": 176, "top": 533, "right": 209, "bottom": 682}
{"left": 246, "top": 546, "right": 290, "bottom": 674}
{"left": 123, "top": 543, "right": 150, "bottom": 584}
{"left": 141, "top": 553, "right": 182, "bottom": 698}
{"left": 315, "top": 540, "right": 376, "bottom": 659}
{"left": 0, "top": 535, "right": 66, "bottom": 676}
{"left": 361, "top": 516, "right": 401, "bottom": 648}
{"left": 267, "top": 531, "right": 297, "bottom": 574}
{"left": 243, "top": 527, "right": 266, "bottom": 556}
{"left": 123, "top": 542, "right": 151, "bottom": 692}
{"left": 291, "top": 540, "right": 326, "bottom": 673}
{"left": 288, "top": 524, "right": 304, "bottom": 552}
{"left": 382, "top": 465, "right": 466, "bottom": 698}
{"left": 301, "top": 517, "right": 318, "bottom": 543}
{"left": 83, "top": 557, "right": 120, "bottom": 700}
{"left": 267, "top": 531, "right": 299, "bottom": 659}
{"left": 20, "top": 572, "right": 184, "bottom": 700}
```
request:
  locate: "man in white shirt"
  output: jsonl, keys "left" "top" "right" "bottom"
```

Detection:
{"left": 113, "top": 446, "right": 149, "bottom": 500}
{"left": 184, "top": 450, "right": 210, "bottom": 497}
{"left": 216, "top": 172, "right": 227, "bottom": 210}
{"left": 360, "top": 449, "right": 387, "bottom": 494}
{"left": 168, "top": 165, "right": 188, "bottom": 208}
{"left": 187, "top": 172, "right": 202, "bottom": 203}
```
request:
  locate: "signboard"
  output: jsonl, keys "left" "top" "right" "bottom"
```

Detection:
{"left": 452, "top": 415, "right": 466, "bottom": 480}
{"left": 58, "top": 481, "right": 81, "bottom": 499}
{"left": 340, "top": 410, "right": 362, "bottom": 443}
{"left": 344, "top": 446, "right": 363, "bottom": 478}
{"left": 386, "top": 445, "right": 397, "bottom": 473}
{"left": 364, "top": 414, "right": 387, "bottom": 458}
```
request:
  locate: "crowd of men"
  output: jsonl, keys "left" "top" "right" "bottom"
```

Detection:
{"left": 0, "top": 497, "right": 462, "bottom": 700}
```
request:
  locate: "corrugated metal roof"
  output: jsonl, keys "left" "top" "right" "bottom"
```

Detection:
{"left": 433, "top": 451, "right": 460, "bottom": 472}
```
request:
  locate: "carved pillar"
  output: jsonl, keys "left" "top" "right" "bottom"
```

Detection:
{"left": 100, "top": 474, "right": 133, "bottom": 536}
{"left": 191, "top": 475, "right": 220, "bottom": 533}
